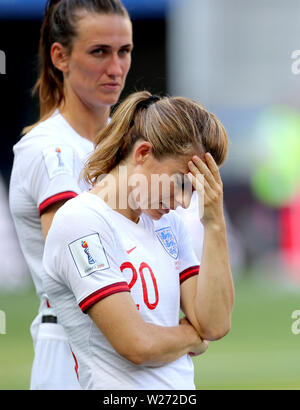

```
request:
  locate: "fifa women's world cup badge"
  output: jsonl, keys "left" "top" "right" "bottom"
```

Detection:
{"left": 42, "top": 145, "right": 73, "bottom": 179}
{"left": 81, "top": 241, "right": 96, "bottom": 265}
{"left": 55, "top": 147, "right": 64, "bottom": 167}
{"left": 69, "top": 233, "right": 110, "bottom": 278}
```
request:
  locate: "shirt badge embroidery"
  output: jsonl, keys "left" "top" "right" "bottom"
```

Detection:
{"left": 155, "top": 226, "right": 178, "bottom": 260}
{"left": 69, "top": 233, "right": 109, "bottom": 278}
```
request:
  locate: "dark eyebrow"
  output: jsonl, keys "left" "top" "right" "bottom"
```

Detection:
{"left": 90, "top": 44, "right": 110, "bottom": 50}
{"left": 120, "top": 43, "right": 134, "bottom": 48}
{"left": 90, "top": 43, "right": 133, "bottom": 50}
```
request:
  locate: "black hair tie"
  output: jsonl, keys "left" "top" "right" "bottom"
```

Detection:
{"left": 136, "top": 95, "right": 160, "bottom": 111}
{"left": 130, "top": 95, "right": 160, "bottom": 128}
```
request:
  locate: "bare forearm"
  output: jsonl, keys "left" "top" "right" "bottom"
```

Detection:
{"left": 135, "top": 319, "right": 205, "bottom": 367}
{"left": 184, "top": 153, "right": 234, "bottom": 341}
{"left": 89, "top": 295, "right": 204, "bottom": 367}
{"left": 195, "top": 220, "right": 234, "bottom": 340}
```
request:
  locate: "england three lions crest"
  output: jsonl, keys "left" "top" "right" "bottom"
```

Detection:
{"left": 155, "top": 227, "right": 178, "bottom": 259}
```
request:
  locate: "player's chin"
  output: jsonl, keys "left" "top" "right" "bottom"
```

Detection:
{"left": 97, "top": 89, "right": 123, "bottom": 106}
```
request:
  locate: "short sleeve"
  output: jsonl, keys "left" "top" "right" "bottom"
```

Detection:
{"left": 35, "top": 143, "right": 87, "bottom": 214}
{"left": 43, "top": 203, "right": 130, "bottom": 314}
{"left": 175, "top": 191, "right": 204, "bottom": 274}
{"left": 174, "top": 207, "right": 202, "bottom": 285}
{"left": 16, "top": 140, "right": 87, "bottom": 215}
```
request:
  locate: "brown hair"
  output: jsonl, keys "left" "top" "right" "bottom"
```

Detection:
{"left": 83, "top": 91, "right": 228, "bottom": 185}
{"left": 23, "top": 0, "right": 129, "bottom": 134}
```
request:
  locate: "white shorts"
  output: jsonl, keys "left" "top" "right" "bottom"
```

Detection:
{"left": 30, "top": 322, "right": 82, "bottom": 390}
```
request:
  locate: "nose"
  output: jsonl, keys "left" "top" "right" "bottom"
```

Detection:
{"left": 106, "top": 53, "right": 123, "bottom": 78}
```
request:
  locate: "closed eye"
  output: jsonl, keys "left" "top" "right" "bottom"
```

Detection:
{"left": 177, "top": 174, "right": 194, "bottom": 192}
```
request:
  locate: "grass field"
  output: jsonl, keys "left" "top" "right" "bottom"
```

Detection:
{"left": 0, "top": 274, "right": 300, "bottom": 390}
{"left": 194, "top": 274, "right": 300, "bottom": 390}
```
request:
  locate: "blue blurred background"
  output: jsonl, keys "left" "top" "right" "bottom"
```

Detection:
{"left": 1, "top": 0, "right": 300, "bottom": 389}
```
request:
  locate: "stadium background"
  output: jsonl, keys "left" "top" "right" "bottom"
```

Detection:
{"left": 1, "top": 0, "right": 300, "bottom": 389}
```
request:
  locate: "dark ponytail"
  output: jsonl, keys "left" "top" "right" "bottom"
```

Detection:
{"left": 31, "top": 0, "right": 68, "bottom": 123}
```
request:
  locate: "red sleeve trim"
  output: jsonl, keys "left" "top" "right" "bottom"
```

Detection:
{"left": 180, "top": 265, "right": 200, "bottom": 285}
{"left": 39, "top": 191, "right": 78, "bottom": 215}
{"left": 79, "top": 281, "right": 130, "bottom": 313}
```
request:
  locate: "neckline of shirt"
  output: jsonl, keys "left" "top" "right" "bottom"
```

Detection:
{"left": 54, "top": 111, "right": 95, "bottom": 148}
{"left": 82, "top": 191, "right": 149, "bottom": 229}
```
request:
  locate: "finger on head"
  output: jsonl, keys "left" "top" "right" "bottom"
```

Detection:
{"left": 204, "top": 152, "right": 222, "bottom": 183}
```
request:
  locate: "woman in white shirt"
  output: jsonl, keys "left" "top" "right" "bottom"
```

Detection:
{"left": 43, "top": 90, "right": 234, "bottom": 390}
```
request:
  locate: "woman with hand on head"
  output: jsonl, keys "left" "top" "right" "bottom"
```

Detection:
{"left": 9, "top": 0, "right": 133, "bottom": 390}
{"left": 43, "top": 91, "right": 234, "bottom": 390}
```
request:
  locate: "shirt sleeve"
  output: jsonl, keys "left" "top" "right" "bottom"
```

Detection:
{"left": 25, "top": 142, "right": 84, "bottom": 215}
{"left": 175, "top": 191, "right": 204, "bottom": 263}
{"left": 173, "top": 211, "right": 201, "bottom": 285}
{"left": 44, "top": 205, "right": 130, "bottom": 314}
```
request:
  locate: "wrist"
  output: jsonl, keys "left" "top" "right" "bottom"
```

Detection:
{"left": 179, "top": 318, "right": 200, "bottom": 347}
{"left": 202, "top": 218, "right": 226, "bottom": 233}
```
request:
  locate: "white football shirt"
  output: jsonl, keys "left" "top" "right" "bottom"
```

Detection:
{"left": 43, "top": 192, "right": 201, "bottom": 390}
{"left": 9, "top": 112, "right": 94, "bottom": 322}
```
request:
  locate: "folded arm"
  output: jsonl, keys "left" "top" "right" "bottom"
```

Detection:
{"left": 88, "top": 291, "right": 208, "bottom": 366}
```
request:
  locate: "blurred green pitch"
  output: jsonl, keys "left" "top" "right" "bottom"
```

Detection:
{"left": 0, "top": 274, "right": 300, "bottom": 390}
{"left": 194, "top": 275, "right": 300, "bottom": 390}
